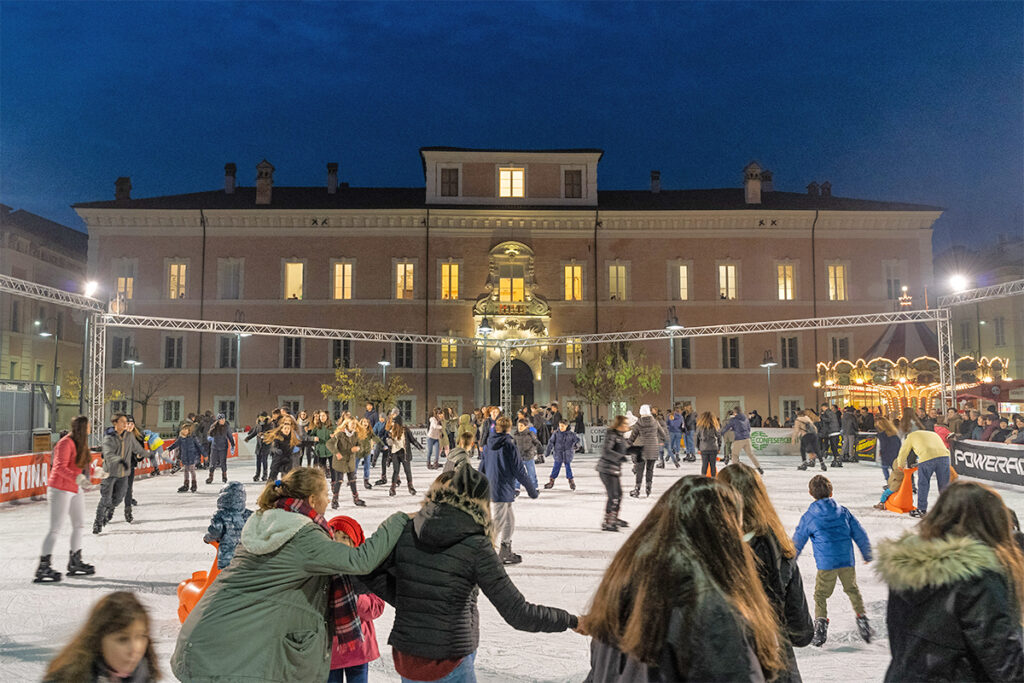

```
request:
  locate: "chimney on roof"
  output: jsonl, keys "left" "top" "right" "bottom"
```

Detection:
{"left": 760, "top": 170, "right": 773, "bottom": 193}
{"left": 224, "top": 163, "right": 237, "bottom": 194}
{"left": 743, "top": 161, "right": 762, "bottom": 205}
{"left": 327, "top": 162, "right": 339, "bottom": 194}
{"left": 820, "top": 180, "right": 832, "bottom": 197}
{"left": 115, "top": 177, "right": 132, "bottom": 201}
{"left": 650, "top": 170, "right": 661, "bottom": 194}
{"left": 255, "top": 160, "right": 274, "bottom": 205}
{"left": 807, "top": 181, "right": 820, "bottom": 197}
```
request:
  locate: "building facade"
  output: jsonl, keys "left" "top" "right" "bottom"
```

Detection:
{"left": 75, "top": 149, "right": 942, "bottom": 429}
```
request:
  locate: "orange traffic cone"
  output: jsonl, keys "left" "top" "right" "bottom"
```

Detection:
{"left": 950, "top": 465, "right": 959, "bottom": 483}
{"left": 177, "top": 541, "right": 220, "bottom": 623}
{"left": 704, "top": 461, "right": 715, "bottom": 478}
{"left": 885, "top": 467, "right": 918, "bottom": 514}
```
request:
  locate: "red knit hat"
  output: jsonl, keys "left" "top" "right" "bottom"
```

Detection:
{"left": 327, "top": 515, "right": 365, "bottom": 547}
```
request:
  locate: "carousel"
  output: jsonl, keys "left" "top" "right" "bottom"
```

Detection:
{"left": 814, "top": 291, "right": 1012, "bottom": 416}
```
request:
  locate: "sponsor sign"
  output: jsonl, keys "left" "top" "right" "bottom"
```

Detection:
{"left": 408, "top": 428, "right": 427, "bottom": 455}
{"left": 951, "top": 439, "right": 1024, "bottom": 486}
{"left": 749, "top": 429, "right": 799, "bottom": 456}
{"left": 0, "top": 452, "right": 50, "bottom": 502}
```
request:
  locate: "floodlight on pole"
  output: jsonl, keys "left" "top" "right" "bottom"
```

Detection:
{"left": 550, "top": 350, "right": 563, "bottom": 402}
{"left": 665, "top": 307, "right": 683, "bottom": 406}
{"left": 35, "top": 318, "right": 60, "bottom": 430}
{"left": 124, "top": 347, "right": 142, "bottom": 417}
{"left": 949, "top": 274, "right": 969, "bottom": 294}
{"left": 84, "top": 281, "right": 99, "bottom": 298}
{"left": 378, "top": 349, "right": 390, "bottom": 383}
{"left": 760, "top": 350, "right": 778, "bottom": 419}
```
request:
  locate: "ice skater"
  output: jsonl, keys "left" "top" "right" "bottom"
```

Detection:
{"left": 543, "top": 419, "right": 580, "bottom": 490}
{"left": 694, "top": 411, "right": 722, "bottom": 477}
{"left": 245, "top": 411, "right": 272, "bottom": 481}
{"left": 596, "top": 415, "right": 630, "bottom": 532}
{"left": 480, "top": 416, "right": 539, "bottom": 564}
{"left": 206, "top": 414, "right": 235, "bottom": 485}
{"left": 92, "top": 413, "right": 145, "bottom": 535}
{"left": 629, "top": 404, "right": 667, "bottom": 497}
{"left": 167, "top": 422, "right": 205, "bottom": 493}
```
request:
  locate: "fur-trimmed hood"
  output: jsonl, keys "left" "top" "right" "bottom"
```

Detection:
{"left": 413, "top": 487, "right": 493, "bottom": 548}
{"left": 876, "top": 533, "right": 1004, "bottom": 592}
{"left": 240, "top": 508, "right": 312, "bottom": 555}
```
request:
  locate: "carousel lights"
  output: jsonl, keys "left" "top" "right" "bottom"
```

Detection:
{"left": 812, "top": 380, "right": 821, "bottom": 388}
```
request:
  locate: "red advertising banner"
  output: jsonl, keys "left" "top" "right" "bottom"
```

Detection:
{"left": 0, "top": 452, "right": 51, "bottom": 503}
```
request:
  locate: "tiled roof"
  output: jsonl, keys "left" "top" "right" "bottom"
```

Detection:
{"left": 0, "top": 205, "right": 88, "bottom": 255}
{"left": 72, "top": 186, "right": 944, "bottom": 213}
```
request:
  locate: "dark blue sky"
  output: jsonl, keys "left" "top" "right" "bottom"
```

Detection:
{"left": 2, "top": 1, "right": 1021, "bottom": 250}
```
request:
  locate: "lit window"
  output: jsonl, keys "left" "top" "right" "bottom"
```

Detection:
{"left": 678, "top": 265, "right": 689, "bottom": 301}
{"left": 718, "top": 264, "right": 737, "bottom": 300}
{"left": 609, "top": 265, "right": 627, "bottom": 300}
{"left": 498, "top": 263, "right": 524, "bottom": 303}
{"left": 499, "top": 168, "right": 525, "bottom": 198}
{"left": 566, "top": 339, "right": 583, "bottom": 368}
{"left": 441, "top": 263, "right": 459, "bottom": 300}
{"left": 116, "top": 276, "right": 134, "bottom": 300}
{"left": 564, "top": 265, "right": 582, "bottom": 301}
{"left": 440, "top": 339, "right": 458, "bottom": 368}
{"left": 440, "top": 168, "right": 459, "bottom": 197}
{"left": 284, "top": 262, "right": 304, "bottom": 300}
{"left": 827, "top": 264, "right": 847, "bottom": 301}
{"left": 777, "top": 264, "right": 795, "bottom": 301}
{"left": 396, "top": 262, "right": 415, "bottom": 299}
{"left": 564, "top": 170, "right": 582, "bottom": 198}
{"left": 168, "top": 262, "right": 187, "bottom": 299}
{"left": 333, "top": 262, "right": 353, "bottom": 300}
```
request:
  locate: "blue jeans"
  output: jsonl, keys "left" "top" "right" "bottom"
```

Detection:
{"left": 329, "top": 663, "right": 368, "bottom": 683}
{"left": 550, "top": 460, "right": 574, "bottom": 480}
{"left": 515, "top": 459, "right": 538, "bottom": 491}
{"left": 357, "top": 454, "right": 371, "bottom": 480}
{"left": 401, "top": 651, "right": 476, "bottom": 683}
{"left": 683, "top": 432, "right": 695, "bottom": 455}
{"left": 426, "top": 438, "right": 441, "bottom": 466}
{"left": 917, "top": 456, "right": 951, "bottom": 512}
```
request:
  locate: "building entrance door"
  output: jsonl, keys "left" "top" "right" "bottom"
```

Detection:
{"left": 489, "top": 359, "right": 534, "bottom": 411}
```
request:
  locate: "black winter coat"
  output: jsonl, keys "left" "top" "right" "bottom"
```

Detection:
{"left": 749, "top": 534, "right": 813, "bottom": 683}
{"left": 876, "top": 533, "right": 1024, "bottom": 682}
{"left": 596, "top": 429, "right": 629, "bottom": 475}
{"left": 362, "top": 489, "right": 576, "bottom": 660}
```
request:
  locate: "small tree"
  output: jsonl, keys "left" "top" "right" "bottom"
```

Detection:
{"left": 572, "top": 343, "right": 661, "bottom": 421}
{"left": 321, "top": 367, "right": 411, "bottom": 413}
{"left": 131, "top": 376, "right": 170, "bottom": 427}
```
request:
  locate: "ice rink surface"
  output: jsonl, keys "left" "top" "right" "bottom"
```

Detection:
{"left": 3, "top": 450, "right": 1021, "bottom": 682}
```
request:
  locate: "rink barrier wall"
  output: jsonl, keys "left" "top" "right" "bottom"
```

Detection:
{"left": 1, "top": 434, "right": 240, "bottom": 503}
{"left": 950, "top": 439, "right": 1024, "bottom": 486}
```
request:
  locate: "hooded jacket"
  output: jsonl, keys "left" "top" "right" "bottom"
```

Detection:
{"left": 545, "top": 428, "right": 580, "bottom": 462}
{"left": 480, "top": 431, "right": 538, "bottom": 502}
{"left": 876, "top": 533, "right": 1024, "bottom": 682}
{"left": 841, "top": 410, "right": 859, "bottom": 435}
{"left": 666, "top": 412, "right": 684, "bottom": 433}
{"left": 792, "top": 498, "right": 872, "bottom": 571}
{"left": 629, "top": 415, "right": 667, "bottom": 461}
{"left": 208, "top": 422, "right": 235, "bottom": 454}
{"left": 171, "top": 509, "right": 408, "bottom": 682}
{"left": 101, "top": 429, "right": 146, "bottom": 479}
{"left": 204, "top": 482, "right": 254, "bottom": 569}
{"left": 695, "top": 425, "right": 722, "bottom": 453}
{"left": 362, "top": 487, "right": 576, "bottom": 661}
{"left": 442, "top": 446, "right": 472, "bottom": 473}
{"left": 819, "top": 409, "right": 840, "bottom": 436}
{"left": 512, "top": 429, "right": 543, "bottom": 461}
{"left": 596, "top": 428, "right": 629, "bottom": 475}
{"left": 720, "top": 413, "right": 752, "bottom": 441}
{"left": 167, "top": 434, "right": 205, "bottom": 467}
{"left": 456, "top": 414, "right": 475, "bottom": 444}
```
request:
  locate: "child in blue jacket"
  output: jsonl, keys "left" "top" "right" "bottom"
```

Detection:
{"left": 793, "top": 475, "right": 873, "bottom": 647}
{"left": 167, "top": 423, "right": 205, "bottom": 493}
{"left": 543, "top": 420, "right": 580, "bottom": 490}
{"left": 203, "top": 481, "right": 253, "bottom": 569}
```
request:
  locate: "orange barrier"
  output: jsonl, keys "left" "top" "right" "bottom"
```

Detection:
{"left": 885, "top": 467, "right": 918, "bottom": 514}
{"left": 177, "top": 541, "right": 220, "bottom": 624}
{"left": 0, "top": 451, "right": 50, "bottom": 503}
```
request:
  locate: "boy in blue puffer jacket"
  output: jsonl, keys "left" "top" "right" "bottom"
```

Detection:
{"left": 793, "top": 475, "right": 873, "bottom": 647}
{"left": 203, "top": 481, "right": 253, "bottom": 569}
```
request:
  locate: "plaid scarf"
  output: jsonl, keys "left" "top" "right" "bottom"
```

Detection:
{"left": 274, "top": 497, "right": 363, "bottom": 649}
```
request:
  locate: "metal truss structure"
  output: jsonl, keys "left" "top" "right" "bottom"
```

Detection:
{"left": 0, "top": 274, "right": 105, "bottom": 312}
{"left": 936, "top": 278, "right": 1024, "bottom": 308}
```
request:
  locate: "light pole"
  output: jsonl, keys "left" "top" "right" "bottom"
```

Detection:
{"left": 235, "top": 333, "right": 251, "bottom": 429}
{"left": 124, "top": 347, "right": 142, "bottom": 417}
{"left": 79, "top": 280, "right": 98, "bottom": 415}
{"left": 34, "top": 319, "right": 59, "bottom": 431}
{"left": 378, "top": 349, "right": 390, "bottom": 385}
{"left": 665, "top": 307, "right": 683, "bottom": 407}
{"left": 550, "top": 350, "right": 563, "bottom": 403}
{"left": 760, "top": 350, "right": 778, "bottom": 420}
{"left": 478, "top": 317, "right": 493, "bottom": 404}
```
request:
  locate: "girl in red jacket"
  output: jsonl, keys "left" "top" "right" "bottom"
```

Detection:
{"left": 35, "top": 415, "right": 97, "bottom": 583}
{"left": 327, "top": 515, "right": 385, "bottom": 683}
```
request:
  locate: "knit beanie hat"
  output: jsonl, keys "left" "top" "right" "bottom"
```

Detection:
{"left": 639, "top": 404, "right": 652, "bottom": 417}
{"left": 451, "top": 462, "right": 491, "bottom": 501}
{"left": 327, "top": 515, "right": 365, "bottom": 546}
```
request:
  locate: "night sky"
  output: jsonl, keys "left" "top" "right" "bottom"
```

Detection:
{"left": 2, "top": 1, "right": 1021, "bottom": 251}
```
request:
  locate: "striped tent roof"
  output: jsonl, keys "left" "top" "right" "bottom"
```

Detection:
{"left": 860, "top": 321, "right": 940, "bottom": 361}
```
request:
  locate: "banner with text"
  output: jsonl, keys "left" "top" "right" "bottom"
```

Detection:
{"left": 0, "top": 452, "right": 50, "bottom": 502}
{"left": 951, "top": 439, "right": 1024, "bottom": 487}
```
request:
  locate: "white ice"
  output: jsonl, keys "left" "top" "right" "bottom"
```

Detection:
{"left": 3, "top": 449, "right": 1020, "bottom": 682}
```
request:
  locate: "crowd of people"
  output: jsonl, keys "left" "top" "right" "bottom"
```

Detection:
{"left": 29, "top": 393, "right": 1024, "bottom": 682}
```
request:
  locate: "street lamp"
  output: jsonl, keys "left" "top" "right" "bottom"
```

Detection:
{"left": 478, "top": 317, "right": 493, "bottom": 404}
{"left": 235, "top": 333, "right": 251, "bottom": 429}
{"left": 378, "top": 349, "right": 390, "bottom": 384}
{"left": 124, "top": 347, "right": 142, "bottom": 417}
{"left": 949, "top": 274, "right": 969, "bottom": 294}
{"left": 665, "top": 307, "right": 683, "bottom": 407}
{"left": 760, "top": 350, "right": 778, "bottom": 420}
{"left": 550, "top": 350, "right": 563, "bottom": 403}
{"left": 34, "top": 319, "right": 60, "bottom": 431}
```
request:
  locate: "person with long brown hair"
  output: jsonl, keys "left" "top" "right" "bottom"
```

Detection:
{"left": 44, "top": 591, "right": 159, "bottom": 682}
{"left": 263, "top": 414, "right": 301, "bottom": 481}
{"left": 793, "top": 409, "right": 826, "bottom": 472}
{"left": 874, "top": 416, "right": 901, "bottom": 482}
{"left": 326, "top": 417, "right": 367, "bottom": 508}
{"left": 719, "top": 464, "right": 813, "bottom": 682}
{"left": 694, "top": 410, "right": 722, "bottom": 477}
{"left": 36, "top": 415, "right": 96, "bottom": 583}
{"left": 877, "top": 481, "right": 1024, "bottom": 681}
{"left": 386, "top": 417, "right": 421, "bottom": 497}
{"left": 585, "top": 476, "right": 784, "bottom": 681}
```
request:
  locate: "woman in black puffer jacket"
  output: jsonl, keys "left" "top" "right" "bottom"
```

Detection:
{"left": 363, "top": 464, "right": 579, "bottom": 682}
{"left": 876, "top": 481, "right": 1024, "bottom": 682}
{"left": 596, "top": 415, "right": 630, "bottom": 532}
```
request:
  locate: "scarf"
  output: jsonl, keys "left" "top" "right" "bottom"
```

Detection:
{"left": 274, "top": 497, "right": 363, "bottom": 649}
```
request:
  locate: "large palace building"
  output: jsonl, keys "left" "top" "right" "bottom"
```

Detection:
{"left": 75, "top": 148, "right": 942, "bottom": 429}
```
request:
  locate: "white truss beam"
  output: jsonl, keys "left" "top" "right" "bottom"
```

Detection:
{"left": 937, "top": 279, "right": 1024, "bottom": 307}
{"left": 0, "top": 274, "right": 105, "bottom": 312}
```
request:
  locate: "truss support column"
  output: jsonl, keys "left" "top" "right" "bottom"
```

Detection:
{"left": 499, "top": 343, "right": 512, "bottom": 417}
{"left": 87, "top": 314, "right": 106, "bottom": 448}
{"left": 936, "top": 311, "right": 955, "bottom": 410}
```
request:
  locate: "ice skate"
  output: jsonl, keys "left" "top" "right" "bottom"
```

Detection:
{"left": 499, "top": 542, "right": 522, "bottom": 565}
{"left": 67, "top": 550, "right": 95, "bottom": 576}
{"left": 221, "top": 472, "right": 227, "bottom": 483}
{"left": 124, "top": 507, "right": 133, "bottom": 524}
{"left": 33, "top": 555, "right": 62, "bottom": 583}
{"left": 353, "top": 495, "right": 366, "bottom": 507}
{"left": 252, "top": 474, "right": 260, "bottom": 482}
{"left": 177, "top": 485, "right": 189, "bottom": 493}
{"left": 190, "top": 481, "right": 197, "bottom": 493}
{"left": 873, "top": 502, "right": 886, "bottom": 510}
{"left": 830, "top": 458, "right": 843, "bottom": 468}
{"left": 331, "top": 495, "right": 339, "bottom": 509}
{"left": 856, "top": 614, "right": 873, "bottom": 643}
{"left": 615, "top": 518, "right": 629, "bottom": 528}
{"left": 629, "top": 487, "right": 640, "bottom": 498}
{"left": 206, "top": 473, "right": 214, "bottom": 484}
{"left": 757, "top": 468, "right": 764, "bottom": 475}
{"left": 543, "top": 478, "right": 555, "bottom": 490}
{"left": 375, "top": 477, "right": 388, "bottom": 486}
{"left": 568, "top": 478, "right": 576, "bottom": 491}
{"left": 408, "top": 485, "right": 417, "bottom": 495}
{"left": 645, "top": 486, "right": 652, "bottom": 497}
{"left": 812, "top": 617, "right": 829, "bottom": 647}
{"left": 797, "top": 461, "right": 810, "bottom": 471}
{"left": 909, "top": 508, "right": 926, "bottom": 518}
{"left": 363, "top": 478, "right": 373, "bottom": 490}
{"left": 389, "top": 484, "right": 396, "bottom": 497}
{"left": 656, "top": 461, "right": 665, "bottom": 469}
{"left": 601, "top": 513, "right": 619, "bottom": 532}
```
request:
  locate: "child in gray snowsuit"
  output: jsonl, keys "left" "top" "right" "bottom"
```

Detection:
{"left": 203, "top": 481, "right": 253, "bottom": 569}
